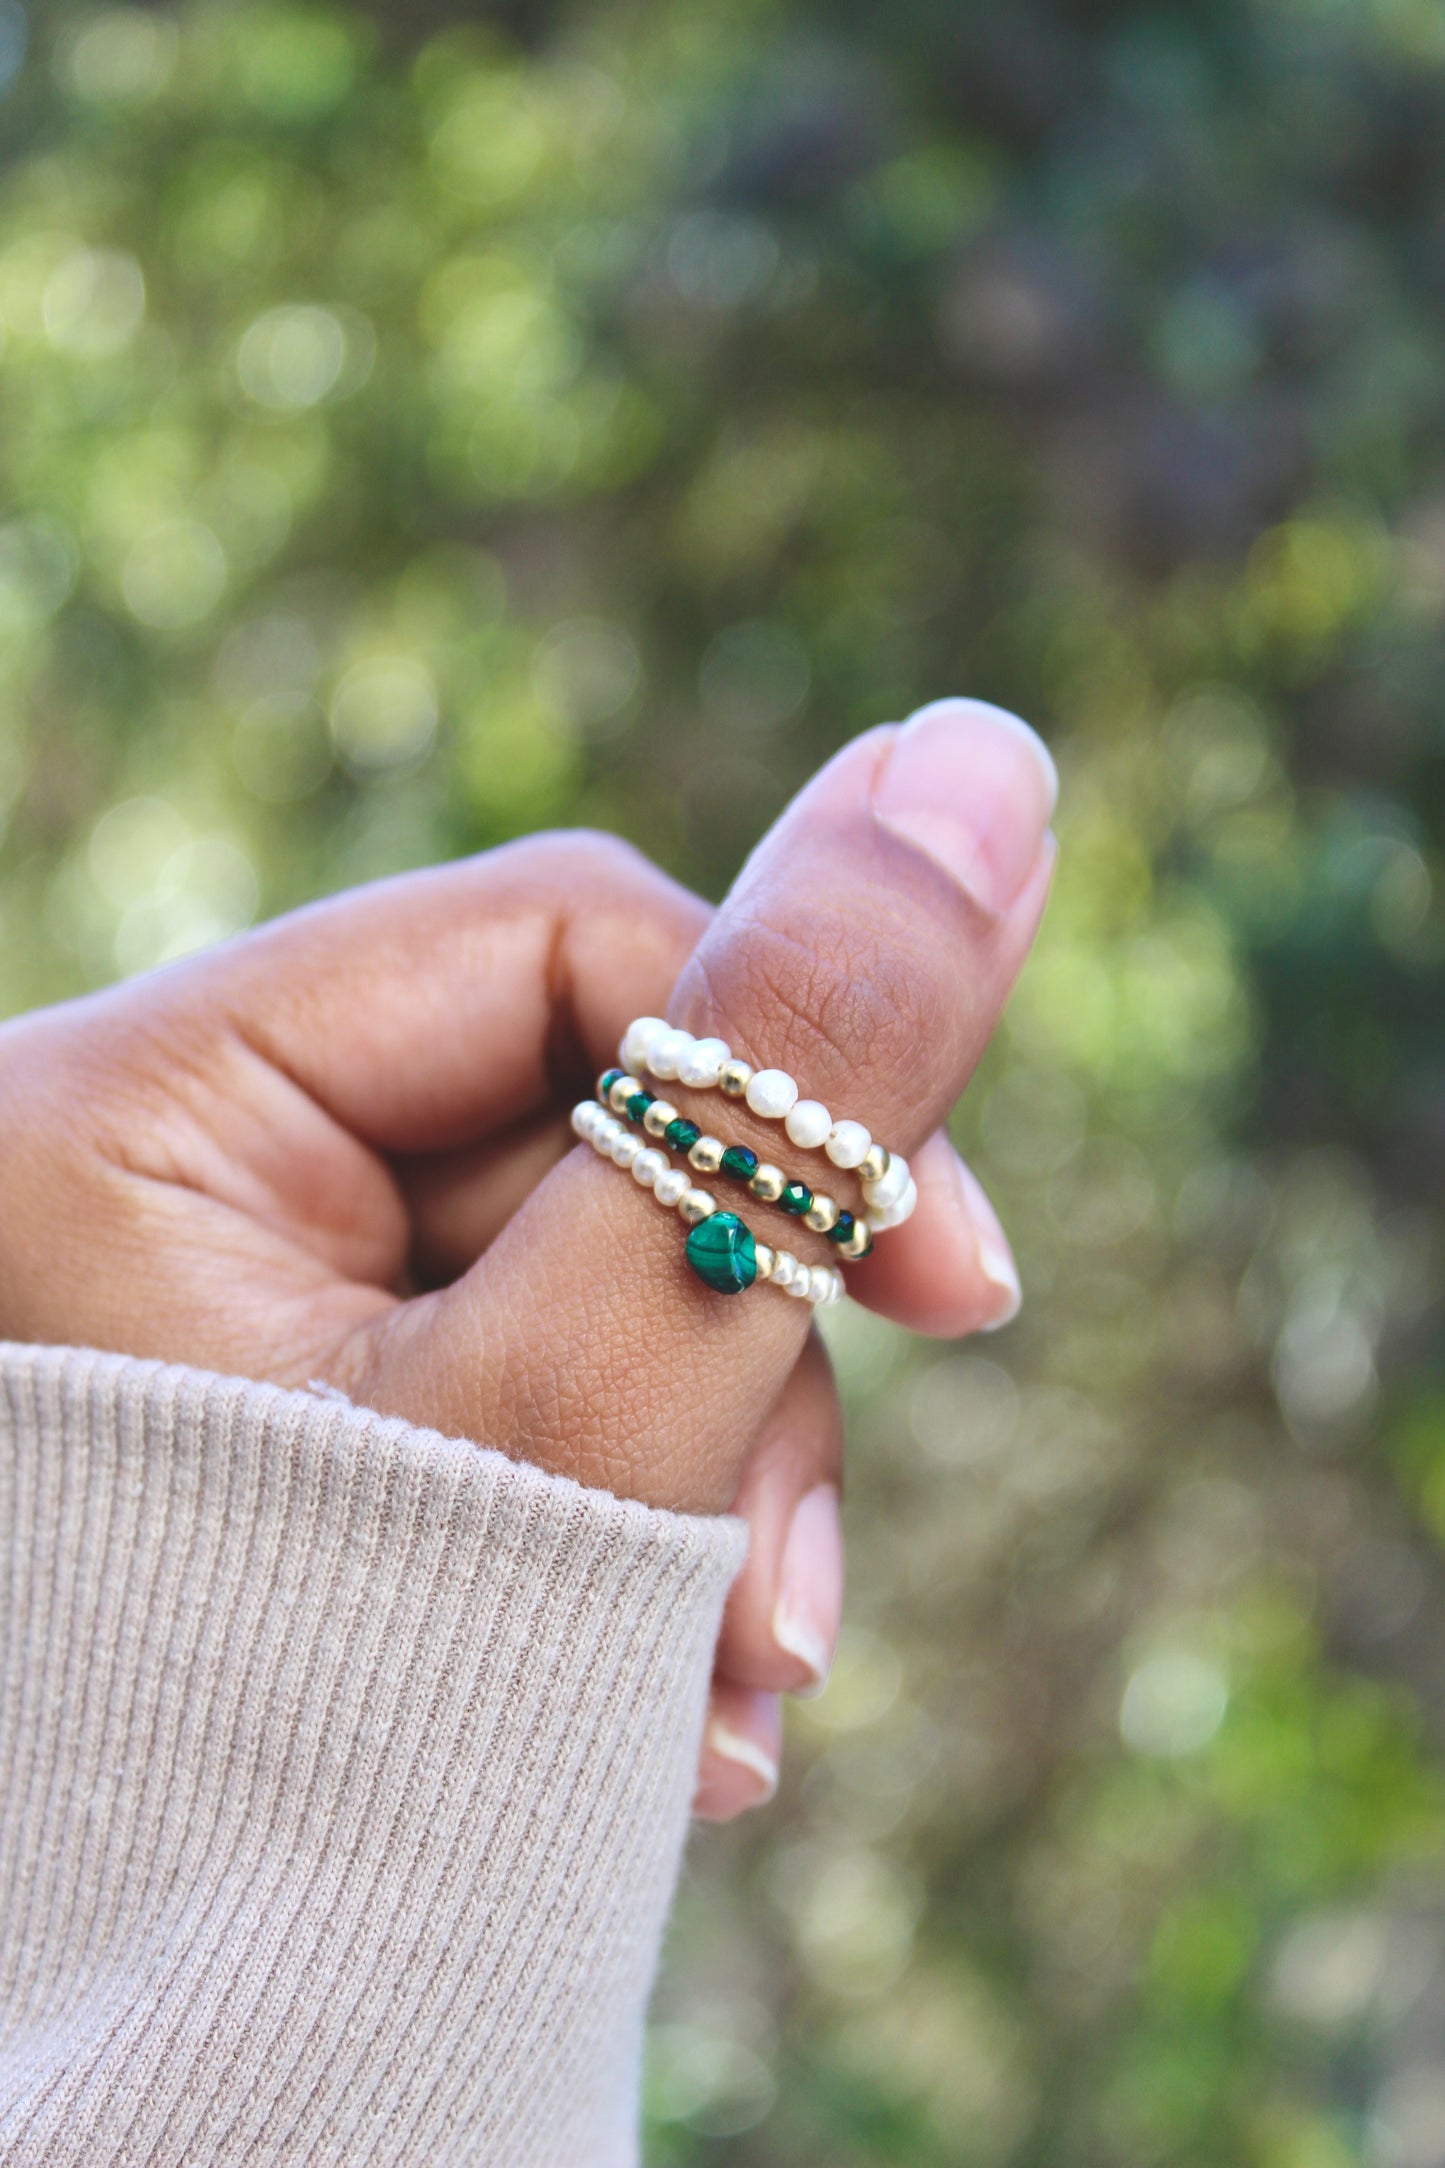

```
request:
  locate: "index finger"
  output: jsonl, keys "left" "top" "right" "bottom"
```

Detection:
{"left": 222, "top": 833, "right": 711, "bottom": 1153}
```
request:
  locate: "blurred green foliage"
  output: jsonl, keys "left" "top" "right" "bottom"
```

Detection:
{"left": 2, "top": 0, "right": 1444, "bottom": 2160}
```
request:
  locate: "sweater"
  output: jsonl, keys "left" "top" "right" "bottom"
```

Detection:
{"left": 0, "top": 1344, "right": 746, "bottom": 2165}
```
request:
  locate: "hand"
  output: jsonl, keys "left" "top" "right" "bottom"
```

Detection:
{"left": 0, "top": 699, "right": 1056, "bottom": 1817}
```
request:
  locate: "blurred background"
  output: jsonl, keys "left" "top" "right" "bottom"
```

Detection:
{"left": 1, "top": 0, "right": 1443, "bottom": 2159}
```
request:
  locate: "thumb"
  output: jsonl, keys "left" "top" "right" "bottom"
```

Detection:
{"left": 341, "top": 700, "right": 1057, "bottom": 1512}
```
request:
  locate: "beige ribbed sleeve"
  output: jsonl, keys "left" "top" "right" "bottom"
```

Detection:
{"left": 0, "top": 1344, "right": 745, "bottom": 2166}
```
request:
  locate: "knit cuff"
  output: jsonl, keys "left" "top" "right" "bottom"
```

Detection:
{"left": 0, "top": 1344, "right": 745, "bottom": 2168}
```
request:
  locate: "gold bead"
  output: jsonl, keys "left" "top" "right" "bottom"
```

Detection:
{"left": 718, "top": 1059, "right": 752, "bottom": 1098}
{"left": 838, "top": 1219, "right": 873, "bottom": 1261}
{"left": 688, "top": 1135, "right": 724, "bottom": 1174}
{"left": 859, "top": 1142, "right": 889, "bottom": 1185}
{"left": 753, "top": 1243, "right": 776, "bottom": 1281}
{"left": 749, "top": 1163, "right": 785, "bottom": 1202}
{"left": 804, "top": 1193, "right": 840, "bottom": 1233}
{"left": 642, "top": 1099, "right": 677, "bottom": 1139}
{"left": 677, "top": 1188, "right": 717, "bottom": 1225}
{"left": 609, "top": 1075, "right": 640, "bottom": 1114}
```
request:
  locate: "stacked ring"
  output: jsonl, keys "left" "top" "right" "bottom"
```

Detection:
{"left": 616, "top": 1017, "right": 917, "bottom": 1234}
{"left": 571, "top": 1099, "right": 845, "bottom": 1304}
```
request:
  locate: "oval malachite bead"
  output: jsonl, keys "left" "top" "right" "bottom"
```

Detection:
{"left": 599, "top": 1068, "right": 625, "bottom": 1098}
{"left": 626, "top": 1090, "right": 654, "bottom": 1121}
{"left": 720, "top": 1144, "right": 759, "bottom": 1182}
{"left": 665, "top": 1116, "right": 700, "bottom": 1152}
{"left": 684, "top": 1210, "right": 757, "bottom": 1294}
{"left": 826, "top": 1211, "right": 856, "bottom": 1245}
{"left": 778, "top": 1181, "right": 813, "bottom": 1217}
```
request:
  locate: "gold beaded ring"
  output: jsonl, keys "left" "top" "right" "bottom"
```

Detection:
{"left": 597, "top": 1070, "right": 873, "bottom": 1262}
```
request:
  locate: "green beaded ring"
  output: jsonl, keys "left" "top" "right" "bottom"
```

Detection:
{"left": 596, "top": 1072, "right": 873, "bottom": 1261}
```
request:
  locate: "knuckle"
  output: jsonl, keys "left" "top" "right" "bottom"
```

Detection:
{"left": 508, "top": 828, "right": 707, "bottom": 947}
{"left": 513, "top": 826, "right": 658, "bottom": 895}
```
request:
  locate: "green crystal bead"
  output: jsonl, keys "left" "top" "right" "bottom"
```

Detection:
{"left": 720, "top": 1144, "right": 759, "bottom": 1182}
{"left": 684, "top": 1211, "right": 757, "bottom": 1295}
{"left": 826, "top": 1211, "right": 857, "bottom": 1245}
{"left": 665, "top": 1117, "right": 700, "bottom": 1151}
{"left": 778, "top": 1181, "right": 812, "bottom": 1217}
{"left": 599, "top": 1067, "right": 625, "bottom": 1099}
{"left": 626, "top": 1090, "right": 653, "bottom": 1122}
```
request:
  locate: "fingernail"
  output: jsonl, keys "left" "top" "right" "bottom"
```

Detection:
{"left": 873, "top": 697, "right": 1058, "bottom": 916}
{"left": 950, "top": 1149, "right": 1022, "bottom": 1329}
{"left": 772, "top": 1482, "right": 844, "bottom": 1692}
{"left": 704, "top": 1720, "right": 779, "bottom": 1801}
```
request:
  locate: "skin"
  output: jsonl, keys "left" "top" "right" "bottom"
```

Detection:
{"left": 0, "top": 701, "right": 1057, "bottom": 1820}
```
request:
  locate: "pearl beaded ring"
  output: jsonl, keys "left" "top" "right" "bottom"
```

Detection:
{"left": 617, "top": 1017, "right": 918, "bottom": 1234}
{"left": 571, "top": 1099, "right": 844, "bottom": 1304}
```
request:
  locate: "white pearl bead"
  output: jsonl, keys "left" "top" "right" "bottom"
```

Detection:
{"left": 592, "top": 1117, "right": 621, "bottom": 1149}
{"left": 654, "top": 1167, "right": 689, "bottom": 1207}
{"left": 571, "top": 1102, "right": 594, "bottom": 1138}
{"left": 784, "top": 1098, "right": 831, "bottom": 1150}
{"left": 647, "top": 1027, "right": 694, "bottom": 1081}
{"left": 862, "top": 1152, "right": 910, "bottom": 1210}
{"left": 621, "top": 1016, "right": 668, "bottom": 1072}
{"left": 678, "top": 1035, "right": 730, "bottom": 1087}
{"left": 784, "top": 1269, "right": 811, "bottom": 1298}
{"left": 825, "top": 1120, "right": 871, "bottom": 1169}
{"left": 866, "top": 1175, "right": 918, "bottom": 1232}
{"left": 631, "top": 1146, "right": 666, "bottom": 1188}
{"left": 808, "top": 1265, "right": 835, "bottom": 1305}
{"left": 771, "top": 1251, "right": 796, "bottom": 1290}
{"left": 610, "top": 1131, "right": 641, "bottom": 1168}
{"left": 745, "top": 1067, "right": 798, "bottom": 1120}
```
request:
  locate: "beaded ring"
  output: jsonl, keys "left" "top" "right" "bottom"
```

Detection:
{"left": 598, "top": 1069, "right": 874, "bottom": 1262}
{"left": 571, "top": 1099, "right": 844, "bottom": 1303}
{"left": 617, "top": 1017, "right": 917, "bottom": 1235}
